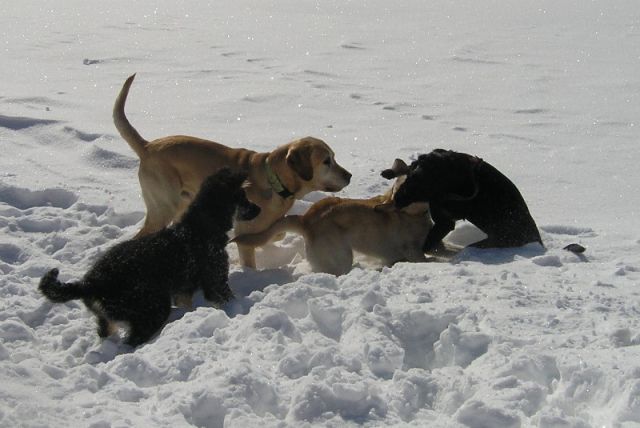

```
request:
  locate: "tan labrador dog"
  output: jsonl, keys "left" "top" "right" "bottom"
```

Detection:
{"left": 232, "top": 176, "right": 433, "bottom": 276}
{"left": 113, "top": 74, "right": 352, "bottom": 268}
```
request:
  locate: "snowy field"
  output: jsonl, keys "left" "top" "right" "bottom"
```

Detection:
{"left": 1, "top": 1, "right": 640, "bottom": 426}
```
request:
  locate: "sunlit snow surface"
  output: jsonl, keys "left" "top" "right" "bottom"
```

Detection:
{"left": 1, "top": 1, "right": 639, "bottom": 426}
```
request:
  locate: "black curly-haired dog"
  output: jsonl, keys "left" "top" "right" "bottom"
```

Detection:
{"left": 381, "top": 149, "right": 542, "bottom": 251}
{"left": 39, "top": 169, "right": 260, "bottom": 347}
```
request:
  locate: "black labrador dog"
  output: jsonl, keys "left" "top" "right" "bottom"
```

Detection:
{"left": 39, "top": 168, "right": 260, "bottom": 347}
{"left": 381, "top": 149, "right": 542, "bottom": 251}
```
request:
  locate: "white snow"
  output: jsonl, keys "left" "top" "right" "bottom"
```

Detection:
{"left": 2, "top": 0, "right": 640, "bottom": 427}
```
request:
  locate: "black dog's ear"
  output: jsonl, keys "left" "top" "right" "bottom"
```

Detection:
{"left": 231, "top": 171, "right": 249, "bottom": 188}
{"left": 215, "top": 168, "right": 247, "bottom": 189}
{"left": 286, "top": 145, "right": 313, "bottom": 181}
{"left": 236, "top": 197, "right": 261, "bottom": 221}
{"left": 199, "top": 172, "right": 222, "bottom": 194}
{"left": 380, "top": 169, "right": 396, "bottom": 180}
{"left": 381, "top": 158, "right": 409, "bottom": 180}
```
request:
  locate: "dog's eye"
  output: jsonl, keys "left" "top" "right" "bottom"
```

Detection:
{"left": 323, "top": 157, "right": 331, "bottom": 166}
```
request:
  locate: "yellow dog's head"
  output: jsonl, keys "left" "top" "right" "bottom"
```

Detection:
{"left": 280, "top": 136, "right": 352, "bottom": 194}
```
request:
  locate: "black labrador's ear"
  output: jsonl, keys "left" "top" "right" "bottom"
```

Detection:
{"left": 381, "top": 158, "right": 409, "bottom": 180}
{"left": 286, "top": 145, "right": 313, "bottom": 181}
{"left": 380, "top": 169, "right": 397, "bottom": 180}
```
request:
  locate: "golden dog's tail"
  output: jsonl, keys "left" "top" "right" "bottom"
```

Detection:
{"left": 231, "top": 215, "right": 305, "bottom": 247}
{"left": 113, "top": 74, "right": 149, "bottom": 159}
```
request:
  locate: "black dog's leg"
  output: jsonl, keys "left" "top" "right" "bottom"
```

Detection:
{"left": 469, "top": 238, "right": 495, "bottom": 249}
{"left": 202, "top": 271, "right": 234, "bottom": 303}
{"left": 423, "top": 207, "right": 456, "bottom": 252}
{"left": 423, "top": 221, "right": 455, "bottom": 252}
{"left": 125, "top": 301, "right": 171, "bottom": 347}
{"left": 470, "top": 233, "right": 537, "bottom": 249}
{"left": 97, "top": 316, "right": 114, "bottom": 338}
{"left": 198, "top": 248, "right": 234, "bottom": 304}
{"left": 125, "top": 326, "right": 154, "bottom": 348}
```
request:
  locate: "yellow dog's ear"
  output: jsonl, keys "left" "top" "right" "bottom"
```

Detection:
{"left": 374, "top": 202, "right": 396, "bottom": 212}
{"left": 286, "top": 145, "right": 313, "bottom": 181}
{"left": 401, "top": 202, "right": 429, "bottom": 216}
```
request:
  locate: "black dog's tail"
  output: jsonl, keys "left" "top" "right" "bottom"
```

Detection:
{"left": 39, "top": 268, "right": 86, "bottom": 303}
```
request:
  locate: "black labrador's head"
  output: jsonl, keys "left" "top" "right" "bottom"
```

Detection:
{"left": 381, "top": 149, "right": 480, "bottom": 208}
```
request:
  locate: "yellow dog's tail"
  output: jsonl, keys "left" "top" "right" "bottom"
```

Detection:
{"left": 113, "top": 74, "right": 149, "bottom": 159}
{"left": 231, "top": 215, "right": 305, "bottom": 247}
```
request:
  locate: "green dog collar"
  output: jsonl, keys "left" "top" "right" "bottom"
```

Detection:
{"left": 265, "top": 160, "right": 294, "bottom": 199}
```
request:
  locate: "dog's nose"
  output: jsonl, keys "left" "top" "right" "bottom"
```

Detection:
{"left": 344, "top": 171, "right": 352, "bottom": 183}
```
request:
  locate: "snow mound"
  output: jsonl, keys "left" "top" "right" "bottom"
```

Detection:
{"left": 2, "top": 0, "right": 640, "bottom": 426}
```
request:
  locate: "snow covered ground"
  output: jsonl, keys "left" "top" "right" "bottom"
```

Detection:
{"left": 1, "top": 1, "right": 640, "bottom": 426}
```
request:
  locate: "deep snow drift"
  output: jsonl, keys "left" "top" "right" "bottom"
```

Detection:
{"left": 1, "top": 1, "right": 639, "bottom": 427}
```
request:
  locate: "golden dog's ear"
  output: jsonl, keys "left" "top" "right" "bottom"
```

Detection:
{"left": 374, "top": 202, "right": 396, "bottom": 212}
{"left": 286, "top": 145, "right": 313, "bottom": 181}
{"left": 401, "top": 202, "right": 429, "bottom": 216}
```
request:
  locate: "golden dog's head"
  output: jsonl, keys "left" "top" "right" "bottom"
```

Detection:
{"left": 285, "top": 136, "right": 352, "bottom": 193}
{"left": 375, "top": 159, "right": 429, "bottom": 216}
